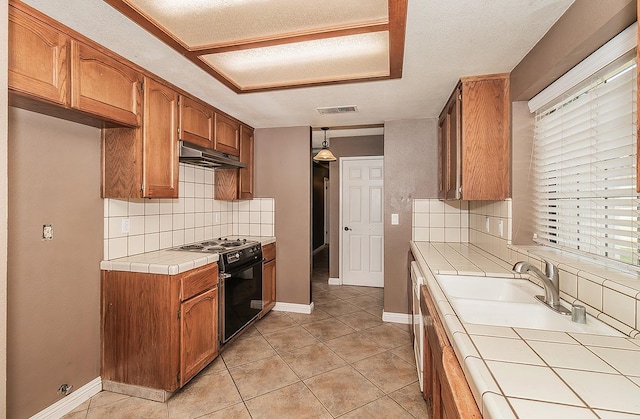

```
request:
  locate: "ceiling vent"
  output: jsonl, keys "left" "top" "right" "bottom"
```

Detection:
{"left": 316, "top": 105, "right": 359, "bottom": 115}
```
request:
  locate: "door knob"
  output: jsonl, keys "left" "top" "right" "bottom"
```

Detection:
{"left": 344, "top": 226, "right": 352, "bottom": 231}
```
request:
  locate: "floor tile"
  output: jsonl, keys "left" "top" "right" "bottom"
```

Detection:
{"left": 254, "top": 311, "right": 298, "bottom": 335}
{"left": 168, "top": 369, "right": 242, "bottom": 418}
{"left": 86, "top": 396, "right": 169, "bottom": 419}
{"left": 198, "top": 402, "right": 251, "bottom": 419}
{"left": 391, "top": 343, "right": 417, "bottom": 366}
{"left": 340, "top": 396, "right": 414, "bottom": 418}
{"left": 198, "top": 355, "right": 227, "bottom": 376}
{"left": 61, "top": 400, "right": 90, "bottom": 419}
{"left": 304, "top": 365, "right": 384, "bottom": 416}
{"left": 324, "top": 333, "right": 386, "bottom": 363}
{"left": 302, "top": 318, "right": 356, "bottom": 341}
{"left": 228, "top": 355, "right": 300, "bottom": 400}
{"left": 337, "top": 310, "right": 384, "bottom": 331}
{"left": 280, "top": 342, "right": 347, "bottom": 379}
{"left": 315, "top": 299, "right": 361, "bottom": 317}
{"left": 358, "top": 324, "right": 411, "bottom": 350}
{"left": 262, "top": 325, "right": 318, "bottom": 353}
{"left": 389, "top": 382, "right": 430, "bottom": 418}
{"left": 286, "top": 309, "right": 332, "bottom": 325}
{"left": 245, "top": 382, "right": 332, "bottom": 419}
{"left": 221, "top": 334, "right": 277, "bottom": 368}
{"left": 344, "top": 295, "right": 384, "bottom": 311}
{"left": 352, "top": 351, "right": 419, "bottom": 393}
{"left": 87, "top": 391, "right": 130, "bottom": 410}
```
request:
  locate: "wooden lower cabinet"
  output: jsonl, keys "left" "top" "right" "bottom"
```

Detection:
{"left": 102, "top": 263, "right": 219, "bottom": 396}
{"left": 421, "top": 285, "right": 481, "bottom": 419}
{"left": 261, "top": 243, "right": 276, "bottom": 316}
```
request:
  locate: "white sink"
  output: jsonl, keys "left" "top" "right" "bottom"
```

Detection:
{"left": 435, "top": 275, "right": 623, "bottom": 336}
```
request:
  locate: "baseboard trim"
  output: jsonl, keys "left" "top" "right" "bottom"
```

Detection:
{"left": 328, "top": 277, "right": 341, "bottom": 285}
{"left": 31, "top": 377, "right": 102, "bottom": 419}
{"left": 383, "top": 311, "right": 412, "bottom": 324}
{"left": 273, "top": 301, "right": 314, "bottom": 314}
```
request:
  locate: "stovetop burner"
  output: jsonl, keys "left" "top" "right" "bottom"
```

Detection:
{"left": 174, "top": 238, "right": 259, "bottom": 254}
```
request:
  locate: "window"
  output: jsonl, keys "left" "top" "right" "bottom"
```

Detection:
{"left": 532, "top": 57, "right": 638, "bottom": 265}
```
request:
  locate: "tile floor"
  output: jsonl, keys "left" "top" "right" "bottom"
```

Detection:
{"left": 64, "top": 249, "right": 429, "bottom": 418}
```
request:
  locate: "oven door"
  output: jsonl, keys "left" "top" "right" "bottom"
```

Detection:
{"left": 220, "top": 259, "right": 263, "bottom": 345}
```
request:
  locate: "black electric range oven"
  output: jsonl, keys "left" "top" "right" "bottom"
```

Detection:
{"left": 174, "top": 238, "right": 263, "bottom": 345}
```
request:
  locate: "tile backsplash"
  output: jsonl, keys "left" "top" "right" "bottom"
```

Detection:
{"left": 103, "top": 164, "right": 275, "bottom": 260}
{"left": 412, "top": 199, "right": 469, "bottom": 242}
{"left": 413, "top": 197, "right": 640, "bottom": 337}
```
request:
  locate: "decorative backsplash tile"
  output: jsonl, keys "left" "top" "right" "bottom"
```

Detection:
{"left": 103, "top": 163, "right": 275, "bottom": 259}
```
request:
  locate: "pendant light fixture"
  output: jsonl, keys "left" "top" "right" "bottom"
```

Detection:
{"left": 313, "top": 127, "right": 337, "bottom": 161}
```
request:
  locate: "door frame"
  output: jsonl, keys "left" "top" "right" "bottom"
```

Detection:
{"left": 338, "top": 156, "right": 384, "bottom": 285}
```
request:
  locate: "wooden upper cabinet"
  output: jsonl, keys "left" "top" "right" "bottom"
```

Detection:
{"left": 239, "top": 125, "right": 254, "bottom": 200}
{"left": 438, "top": 74, "right": 510, "bottom": 201}
{"left": 8, "top": 3, "right": 69, "bottom": 106}
{"left": 214, "top": 113, "right": 240, "bottom": 156}
{"left": 179, "top": 95, "right": 214, "bottom": 149}
{"left": 70, "top": 40, "right": 141, "bottom": 127}
{"left": 143, "top": 77, "right": 179, "bottom": 198}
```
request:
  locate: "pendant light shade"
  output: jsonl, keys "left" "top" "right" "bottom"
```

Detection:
{"left": 313, "top": 127, "right": 337, "bottom": 161}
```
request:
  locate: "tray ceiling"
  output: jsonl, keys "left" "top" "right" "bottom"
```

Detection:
{"left": 103, "top": 0, "right": 407, "bottom": 93}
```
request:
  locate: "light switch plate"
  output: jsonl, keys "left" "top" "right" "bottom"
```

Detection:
{"left": 391, "top": 214, "right": 399, "bottom": 225}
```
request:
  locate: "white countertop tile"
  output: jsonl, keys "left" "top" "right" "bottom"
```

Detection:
{"left": 487, "top": 361, "right": 584, "bottom": 406}
{"left": 470, "top": 335, "right": 544, "bottom": 365}
{"left": 526, "top": 340, "right": 618, "bottom": 373}
{"left": 555, "top": 368, "right": 640, "bottom": 413}
{"left": 507, "top": 398, "right": 598, "bottom": 419}
{"left": 411, "top": 240, "right": 640, "bottom": 418}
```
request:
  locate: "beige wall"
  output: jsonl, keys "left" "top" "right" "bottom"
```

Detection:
{"left": 7, "top": 109, "right": 102, "bottom": 418}
{"left": 1, "top": 0, "right": 9, "bottom": 414}
{"left": 511, "top": 102, "right": 535, "bottom": 246}
{"left": 254, "top": 126, "right": 312, "bottom": 306}
{"left": 510, "top": 0, "right": 635, "bottom": 101}
{"left": 327, "top": 135, "right": 384, "bottom": 278}
{"left": 383, "top": 119, "right": 438, "bottom": 314}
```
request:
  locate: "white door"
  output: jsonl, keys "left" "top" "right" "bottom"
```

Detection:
{"left": 341, "top": 157, "right": 384, "bottom": 287}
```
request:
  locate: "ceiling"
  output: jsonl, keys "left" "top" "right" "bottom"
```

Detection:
{"left": 22, "top": 0, "right": 574, "bottom": 147}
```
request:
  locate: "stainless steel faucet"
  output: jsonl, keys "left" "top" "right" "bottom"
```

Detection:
{"left": 513, "top": 260, "right": 570, "bottom": 315}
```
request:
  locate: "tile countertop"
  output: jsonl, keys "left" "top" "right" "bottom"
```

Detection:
{"left": 411, "top": 241, "right": 640, "bottom": 418}
{"left": 100, "top": 236, "right": 276, "bottom": 275}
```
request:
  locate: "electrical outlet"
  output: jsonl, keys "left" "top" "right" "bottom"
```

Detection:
{"left": 121, "top": 218, "right": 130, "bottom": 234}
{"left": 42, "top": 224, "right": 53, "bottom": 240}
{"left": 498, "top": 220, "right": 504, "bottom": 237}
{"left": 485, "top": 217, "right": 490, "bottom": 233}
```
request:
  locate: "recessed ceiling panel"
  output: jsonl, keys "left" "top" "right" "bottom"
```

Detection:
{"left": 103, "top": 0, "right": 407, "bottom": 92}
{"left": 122, "top": 0, "right": 389, "bottom": 48}
{"left": 202, "top": 32, "right": 390, "bottom": 89}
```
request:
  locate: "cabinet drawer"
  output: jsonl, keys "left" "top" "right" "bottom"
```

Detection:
{"left": 181, "top": 264, "right": 218, "bottom": 301}
{"left": 263, "top": 243, "right": 276, "bottom": 262}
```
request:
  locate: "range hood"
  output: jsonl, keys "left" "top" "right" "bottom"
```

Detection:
{"left": 179, "top": 141, "right": 246, "bottom": 169}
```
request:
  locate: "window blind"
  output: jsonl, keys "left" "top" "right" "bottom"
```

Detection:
{"left": 533, "top": 59, "right": 639, "bottom": 265}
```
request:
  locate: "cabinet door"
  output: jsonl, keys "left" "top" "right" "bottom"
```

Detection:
{"left": 143, "top": 77, "right": 179, "bottom": 198}
{"left": 262, "top": 259, "right": 276, "bottom": 315}
{"left": 8, "top": 4, "right": 69, "bottom": 106}
{"left": 180, "top": 287, "right": 218, "bottom": 386}
{"left": 214, "top": 169, "right": 239, "bottom": 200}
{"left": 179, "top": 95, "right": 214, "bottom": 148}
{"left": 445, "top": 88, "right": 461, "bottom": 200}
{"left": 70, "top": 40, "right": 141, "bottom": 127}
{"left": 214, "top": 113, "right": 240, "bottom": 156}
{"left": 239, "top": 125, "right": 254, "bottom": 199}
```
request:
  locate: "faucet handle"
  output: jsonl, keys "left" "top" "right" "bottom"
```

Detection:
{"left": 544, "top": 260, "right": 558, "bottom": 279}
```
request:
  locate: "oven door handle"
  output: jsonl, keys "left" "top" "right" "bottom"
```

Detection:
{"left": 220, "top": 273, "right": 231, "bottom": 279}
